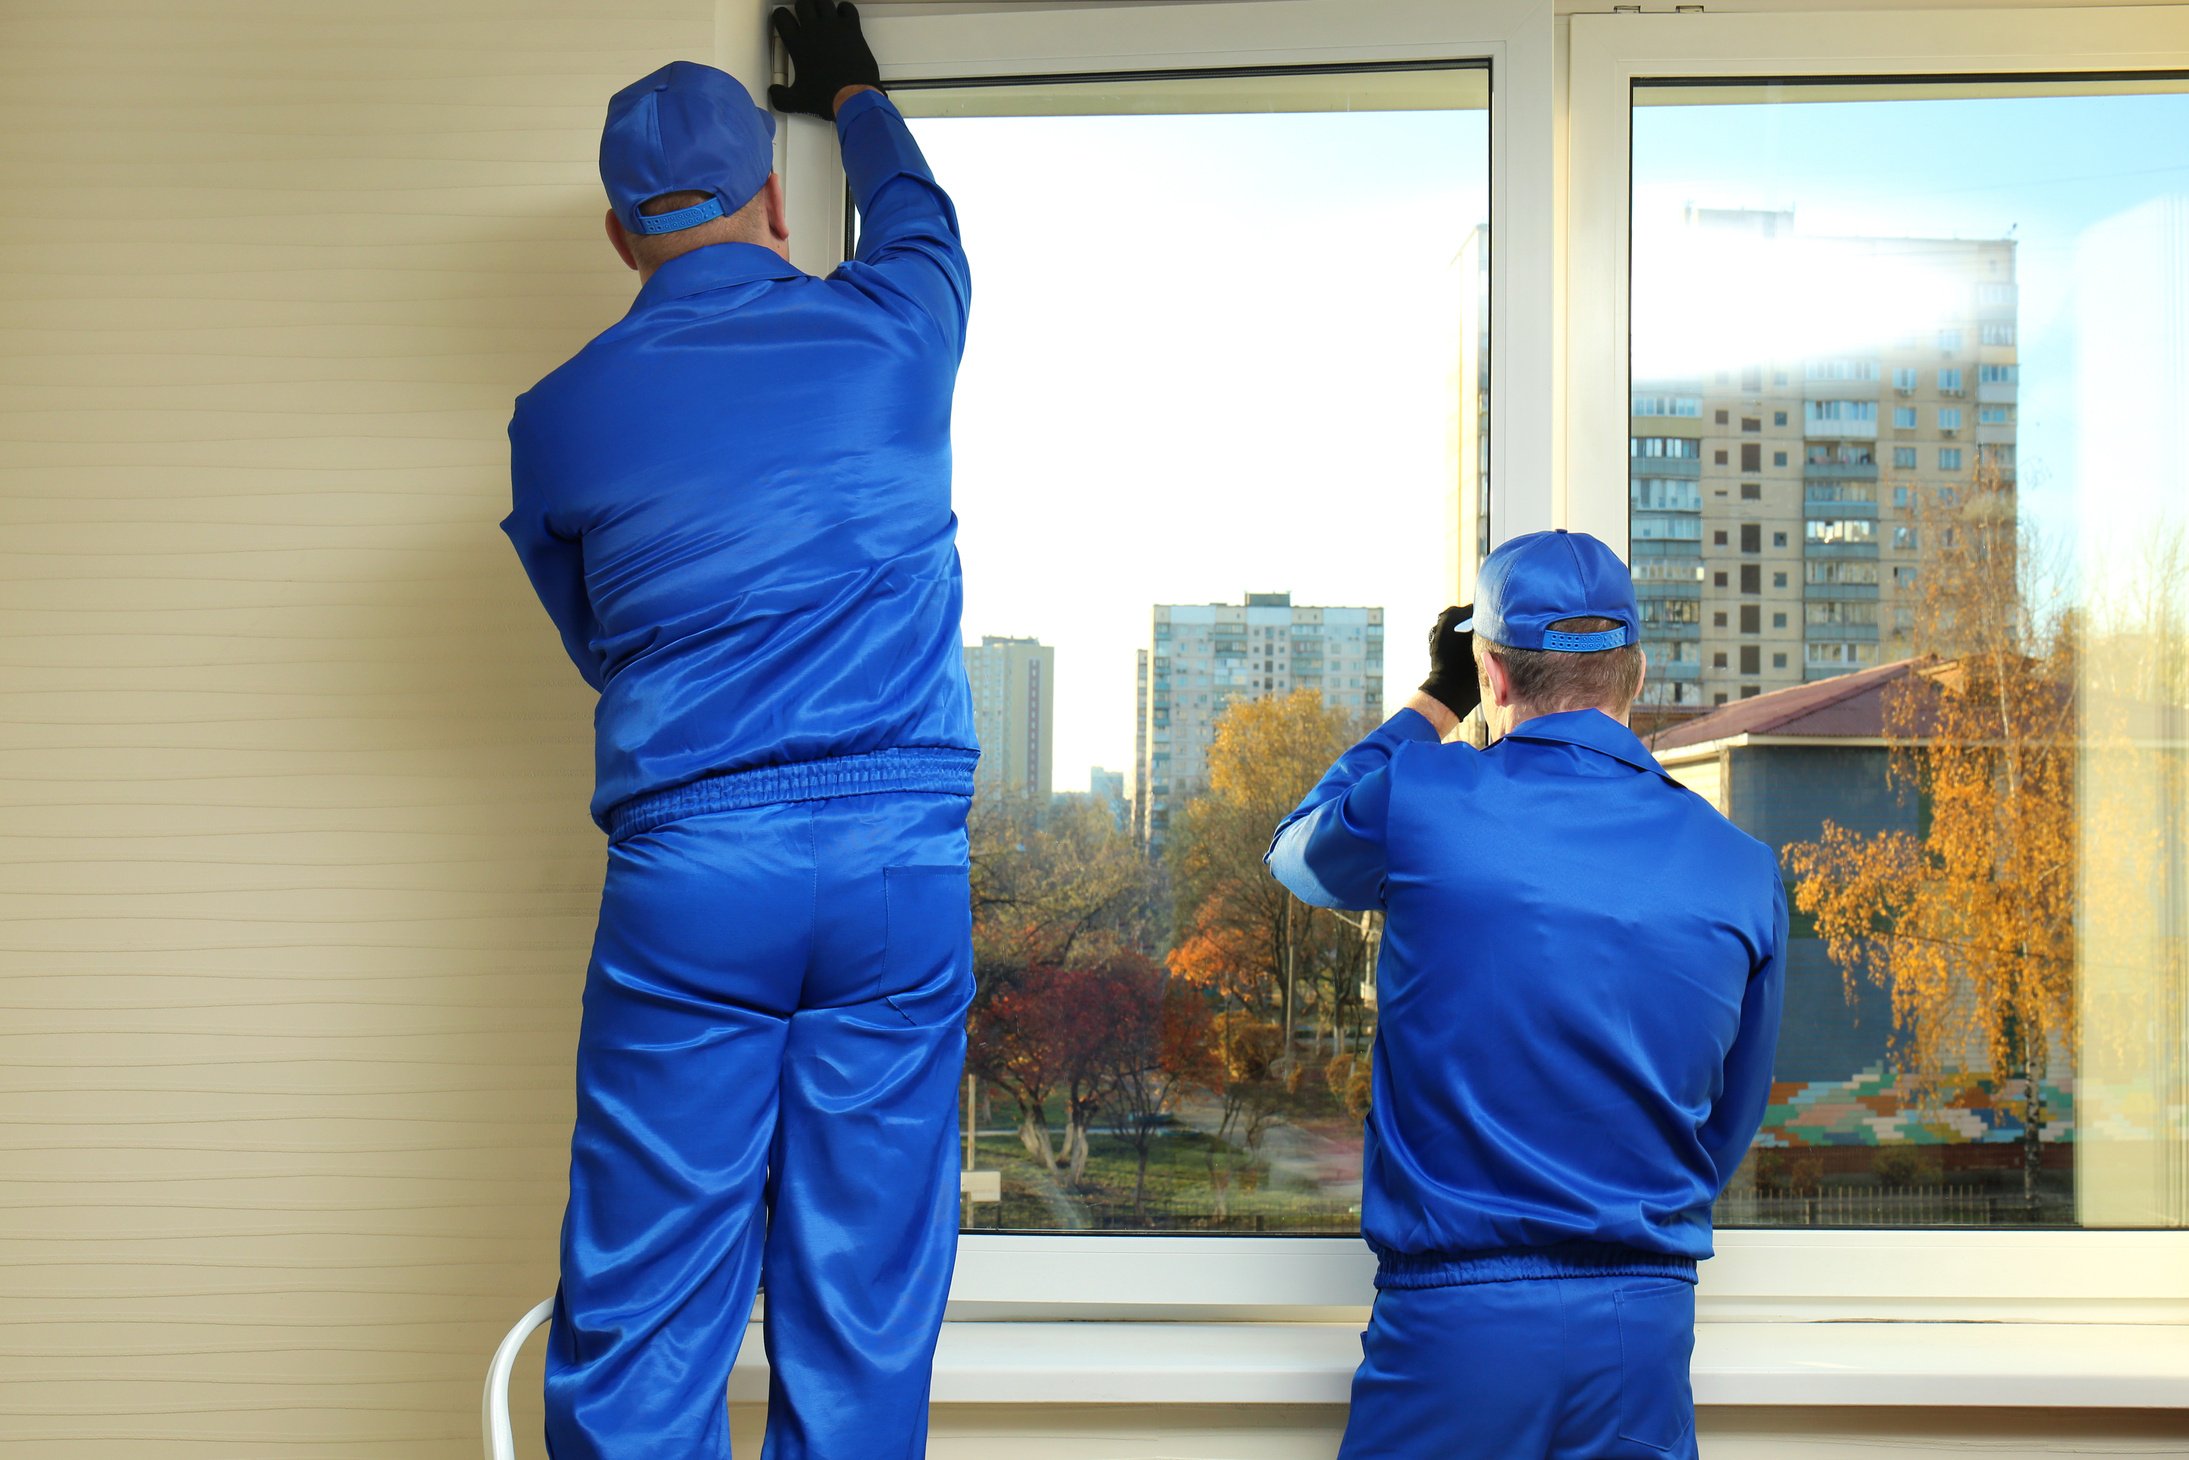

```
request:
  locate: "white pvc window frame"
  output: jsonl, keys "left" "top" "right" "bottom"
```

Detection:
{"left": 747, "top": 0, "right": 2189, "bottom": 1325}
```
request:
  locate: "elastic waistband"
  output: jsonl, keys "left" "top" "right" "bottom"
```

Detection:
{"left": 1371, "top": 1241, "right": 1698, "bottom": 1290}
{"left": 607, "top": 747, "right": 978, "bottom": 843}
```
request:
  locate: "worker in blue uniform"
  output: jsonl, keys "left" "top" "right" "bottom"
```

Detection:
{"left": 500, "top": 5, "right": 974, "bottom": 1455}
{"left": 1268, "top": 530, "right": 1787, "bottom": 1460}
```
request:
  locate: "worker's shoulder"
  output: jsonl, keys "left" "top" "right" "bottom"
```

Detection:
{"left": 1651, "top": 770, "right": 1780, "bottom": 883}
{"left": 1385, "top": 735, "right": 1492, "bottom": 792}
{"left": 511, "top": 318, "right": 646, "bottom": 429}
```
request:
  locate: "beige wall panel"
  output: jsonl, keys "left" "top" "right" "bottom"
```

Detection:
{"left": 0, "top": 1, "right": 721, "bottom": 1453}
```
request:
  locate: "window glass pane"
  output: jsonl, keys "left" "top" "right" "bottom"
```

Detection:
{"left": 1633, "top": 77, "right": 2189, "bottom": 1228}
{"left": 885, "top": 67, "right": 1489, "bottom": 1233}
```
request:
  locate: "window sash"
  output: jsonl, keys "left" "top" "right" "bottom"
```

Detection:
{"left": 754, "top": 0, "right": 2189, "bottom": 1321}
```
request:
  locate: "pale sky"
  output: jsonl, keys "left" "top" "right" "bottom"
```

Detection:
{"left": 906, "top": 109, "right": 1488, "bottom": 788}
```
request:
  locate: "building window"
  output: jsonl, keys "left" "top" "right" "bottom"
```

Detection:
{"left": 1741, "top": 523, "right": 1762, "bottom": 553}
{"left": 1773, "top": 410, "right": 1788, "bottom": 427}
{"left": 1937, "top": 367, "right": 1964, "bottom": 393}
{"left": 1805, "top": 357, "right": 1880, "bottom": 381}
{"left": 1740, "top": 646, "right": 1761, "bottom": 674}
{"left": 1938, "top": 407, "right": 1962, "bottom": 431}
{"left": 1937, "top": 327, "right": 1963, "bottom": 350}
{"left": 1773, "top": 572, "right": 1788, "bottom": 589}
{"left": 1773, "top": 611, "right": 1788, "bottom": 628}
{"left": 1893, "top": 406, "right": 1918, "bottom": 429}
{"left": 1893, "top": 447, "right": 1917, "bottom": 469}
{"left": 1714, "top": 448, "right": 1729, "bottom": 465}
{"left": 1741, "top": 481, "right": 1762, "bottom": 500}
{"left": 1773, "top": 450, "right": 1788, "bottom": 467}
{"left": 1979, "top": 406, "right": 2011, "bottom": 425}
{"left": 1740, "top": 605, "right": 1761, "bottom": 633}
{"left": 1804, "top": 399, "right": 1878, "bottom": 427}
{"left": 1979, "top": 362, "right": 2018, "bottom": 384}
{"left": 1773, "top": 531, "right": 1788, "bottom": 548}
{"left": 1981, "top": 323, "right": 2016, "bottom": 345}
{"left": 1632, "top": 436, "right": 1702, "bottom": 458}
{"left": 1633, "top": 394, "right": 1703, "bottom": 416}
{"left": 1740, "top": 564, "right": 1762, "bottom": 594}
{"left": 1939, "top": 447, "right": 1964, "bottom": 471}
{"left": 1772, "top": 652, "right": 1788, "bottom": 668}
{"left": 1741, "top": 443, "right": 1762, "bottom": 471}
{"left": 1715, "top": 408, "right": 1731, "bottom": 424}
{"left": 1714, "top": 530, "right": 1729, "bottom": 546}
{"left": 1891, "top": 366, "right": 1918, "bottom": 391}
{"left": 1712, "top": 651, "right": 1728, "bottom": 668}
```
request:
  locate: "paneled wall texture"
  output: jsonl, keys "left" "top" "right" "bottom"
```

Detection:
{"left": 0, "top": 3, "right": 722, "bottom": 1453}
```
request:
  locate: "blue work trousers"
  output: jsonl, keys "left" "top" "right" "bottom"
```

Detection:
{"left": 1338, "top": 1275, "right": 1699, "bottom": 1460}
{"left": 544, "top": 790, "right": 974, "bottom": 1460}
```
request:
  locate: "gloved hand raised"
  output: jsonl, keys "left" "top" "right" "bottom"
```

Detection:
{"left": 769, "top": 0, "right": 885, "bottom": 120}
{"left": 1417, "top": 605, "right": 1482, "bottom": 721}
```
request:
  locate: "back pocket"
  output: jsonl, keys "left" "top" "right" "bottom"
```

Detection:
{"left": 1614, "top": 1280, "right": 1696, "bottom": 1452}
{"left": 881, "top": 864, "right": 973, "bottom": 1025}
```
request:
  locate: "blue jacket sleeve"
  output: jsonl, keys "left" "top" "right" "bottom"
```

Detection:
{"left": 1265, "top": 709, "right": 1443, "bottom": 911}
{"left": 500, "top": 405, "right": 605, "bottom": 692}
{"left": 1699, "top": 873, "right": 1788, "bottom": 1193}
{"left": 832, "top": 89, "right": 970, "bottom": 356}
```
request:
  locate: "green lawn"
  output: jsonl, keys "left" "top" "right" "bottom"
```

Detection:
{"left": 964, "top": 1123, "right": 1361, "bottom": 1233}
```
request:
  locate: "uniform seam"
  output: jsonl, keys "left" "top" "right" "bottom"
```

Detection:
{"left": 804, "top": 803, "right": 820, "bottom": 1010}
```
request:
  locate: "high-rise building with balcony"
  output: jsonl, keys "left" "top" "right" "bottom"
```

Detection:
{"left": 1133, "top": 593, "right": 1383, "bottom": 847}
{"left": 1630, "top": 208, "right": 2016, "bottom": 714}
{"left": 963, "top": 635, "right": 1054, "bottom": 801}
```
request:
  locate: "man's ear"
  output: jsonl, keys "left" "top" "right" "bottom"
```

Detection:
{"left": 761, "top": 174, "right": 790, "bottom": 246}
{"left": 605, "top": 208, "right": 638, "bottom": 272}
{"left": 1480, "top": 647, "right": 1516, "bottom": 709}
{"left": 1629, "top": 648, "right": 1649, "bottom": 719}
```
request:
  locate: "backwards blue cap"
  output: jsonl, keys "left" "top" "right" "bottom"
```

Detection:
{"left": 600, "top": 61, "right": 776, "bottom": 236}
{"left": 1458, "top": 529, "right": 1640, "bottom": 653}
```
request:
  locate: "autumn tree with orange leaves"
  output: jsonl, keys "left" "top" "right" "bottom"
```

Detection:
{"left": 1786, "top": 462, "right": 2075, "bottom": 1212}
{"left": 1167, "top": 688, "right": 1379, "bottom": 1066}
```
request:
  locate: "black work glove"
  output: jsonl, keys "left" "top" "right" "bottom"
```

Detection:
{"left": 769, "top": 0, "right": 884, "bottom": 120}
{"left": 1418, "top": 604, "right": 1481, "bottom": 721}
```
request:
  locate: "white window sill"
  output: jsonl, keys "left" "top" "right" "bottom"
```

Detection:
{"left": 726, "top": 1320, "right": 2189, "bottom": 1410}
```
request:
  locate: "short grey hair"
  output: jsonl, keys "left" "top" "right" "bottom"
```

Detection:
{"left": 1477, "top": 615, "right": 1645, "bottom": 713}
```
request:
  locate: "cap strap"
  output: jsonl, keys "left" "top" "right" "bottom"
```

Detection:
{"left": 633, "top": 195, "right": 725, "bottom": 235}
{"left": 1540, "top": 626, "right": 1630, "bottom": 653}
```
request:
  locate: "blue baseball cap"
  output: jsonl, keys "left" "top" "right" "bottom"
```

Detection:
{"left": 600, "top": 61, "right": 776, "bottom": 236}
{"left": 1458, "top": 529, "right": 1640, "bottom": 652}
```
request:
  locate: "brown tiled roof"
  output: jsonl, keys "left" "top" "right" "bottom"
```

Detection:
{"left": 1645, "top": 658, "right": 1933, "bottom": 752}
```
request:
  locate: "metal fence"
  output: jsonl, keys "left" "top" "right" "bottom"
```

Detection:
{"left": 1716, "top": 1184, "right": 2074, "bottom": 1227}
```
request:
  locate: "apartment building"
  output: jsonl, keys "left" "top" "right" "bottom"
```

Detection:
{"left": 964, "top": 634, "right": 1055, "bottom": 801}
{"left": 1134, "top": 593, "right": 1383, "bottom": 847}
{"left": 1631, "top": 209, "right": 2017, "bottom": 711}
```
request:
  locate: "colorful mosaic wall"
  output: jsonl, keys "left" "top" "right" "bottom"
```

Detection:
{"left": 1757, "top": 1065, "right": 2077, "bottom": 1148}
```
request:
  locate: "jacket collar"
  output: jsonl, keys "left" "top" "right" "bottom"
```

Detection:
{"left": 629, "top": 241, "right": 804, "bottom": 313}
{"left": 1501, "top": 708, "right": 1668, "bottom": 778}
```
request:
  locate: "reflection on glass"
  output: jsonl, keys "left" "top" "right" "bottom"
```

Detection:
{"left": 1632, "top": 78, "right": 2189, "bottom": 1229}
{"left": 886, "top": 69, "right": 1489, "bottom": 1232}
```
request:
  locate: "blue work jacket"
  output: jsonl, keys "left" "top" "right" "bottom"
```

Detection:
{"left": 1267, "top": 707, "right": 1786, "bottom": 1275}
{"left": 503, "top": 90, "right": 976, "bottom": 828}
